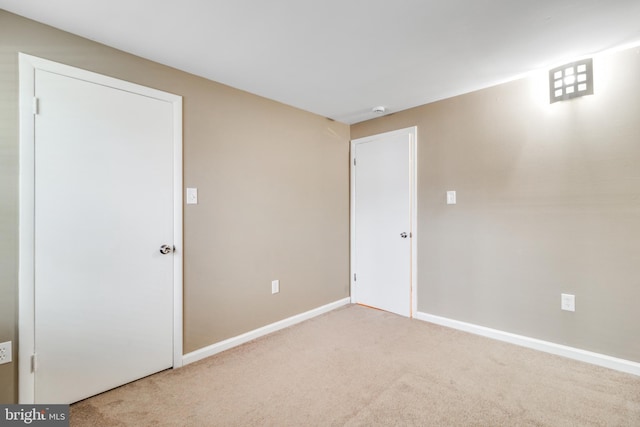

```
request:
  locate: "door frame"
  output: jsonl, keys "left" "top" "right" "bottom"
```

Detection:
{"left": 350, "top": 126, "right": 418, "bottom": 317}
{"left": 18, "top": 53, "right": 184, "bottom": 403}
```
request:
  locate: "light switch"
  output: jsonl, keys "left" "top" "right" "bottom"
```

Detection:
{"left": 447, "top": 190, "right": 456, "bottom": 205}
{"left": 186, "top": 188, "right": 198, "bottom": 205}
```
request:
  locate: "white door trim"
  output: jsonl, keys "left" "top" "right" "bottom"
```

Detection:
{"left": 350, "top": 126, "right": 418, "bottom": 317}
{"left": 18, "top": 53, "right": 184, "bottom": 403}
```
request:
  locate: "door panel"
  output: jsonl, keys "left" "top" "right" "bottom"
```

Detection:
{"left": 34, "top": 69, "right": 174, "bottom": 403}
{"left": 353, "top": 129, "right": 413, "bottom": 317}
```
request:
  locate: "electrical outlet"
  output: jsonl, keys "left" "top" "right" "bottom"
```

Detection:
{"left": 561, "top": 294, "right": 575, "bottom": 312}
{"left": 446, "top": 190, "right": 456, "bottom": 205}
{"left": 271, "top": 280, "right": 280, "bottom": 294}
{"left": 0, "top": 341, "right": 12, "bottom": 364}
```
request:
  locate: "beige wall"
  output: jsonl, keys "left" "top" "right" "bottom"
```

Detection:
{"left": 352, "top": 46, "right": 640, "bottom": 364}
{"left": 0, "top": 10, "right": 350, "bottom": 403}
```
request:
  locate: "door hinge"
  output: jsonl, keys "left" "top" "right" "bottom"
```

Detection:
{"left": 353, "top": 273, "right": 357, "bottom": 282}
{"left": 353, "top": 158, "right": 356, "bottom": 166}
{"left": 31, "top": 354, "right": 37, "bottom": 373}
{"left": 33, "top": 97, "right": 39, "bottom": 115}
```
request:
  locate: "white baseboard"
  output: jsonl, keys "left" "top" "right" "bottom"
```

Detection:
{"left": 414, "top": 311, "right": 640, "bottom": 377}
{"left": 182, "top": 297, "right": 351, "bottom": 366}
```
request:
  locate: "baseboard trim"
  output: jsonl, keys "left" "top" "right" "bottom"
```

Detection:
{"left": 183, "top": 297, "right": 351, "bottom": 366}
{"left": 414, "top": 311, "right": 640, "bottom": 377}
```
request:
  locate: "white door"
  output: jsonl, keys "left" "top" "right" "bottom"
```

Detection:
{"left": 32, "top": 68, "right": 175, "bottom": 403}
{"left": 351, "top": 127, "right": 416, "bottom": 317}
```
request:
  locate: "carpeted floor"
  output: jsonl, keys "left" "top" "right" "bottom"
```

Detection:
{"left": 71, "top": 304, "right": 640, "bottom": 426}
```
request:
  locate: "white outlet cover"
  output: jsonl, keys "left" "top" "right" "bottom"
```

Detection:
{"left": 271, "top": 280, "right": 280, "bottom": 294}
{"left": 561, "top": 294, "right": 575, "bottom": 312}
{"left": 0, "top": 341, "right": 12, "bottom": 364}
{"left": 447, "top": 190, "right": 456, "bottom": 205}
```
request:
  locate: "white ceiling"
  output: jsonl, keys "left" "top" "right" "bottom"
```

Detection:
{"left": 3, "top": 1, "right": 640, "bottom": 123}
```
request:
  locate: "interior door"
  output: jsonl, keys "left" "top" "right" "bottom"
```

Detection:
{"left": 33, "top": 68, "right": 175, "bottom": 403}
{"left": 352, "top": 128, "right": 415, "bottom": 317}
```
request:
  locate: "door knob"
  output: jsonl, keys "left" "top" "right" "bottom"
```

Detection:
{"left": 400, "top": 232, "right": 408, "bottom": 238}
{"left": 159, "top": 245, "right": 173, "bottom": 254}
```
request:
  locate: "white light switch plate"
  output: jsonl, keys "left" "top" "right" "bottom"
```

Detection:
{"left": 186, "top": 187, "right": 198, "bottom": 205}
{"left": 271, "top": 280, "right": 280, "bottom": 294}
{"left": 447, "top": 190, "right": 456, "bottom": 205}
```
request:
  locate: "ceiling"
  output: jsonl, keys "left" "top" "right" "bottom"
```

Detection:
{"left": 3, "top": 1, "right": 640, "bottom": 124}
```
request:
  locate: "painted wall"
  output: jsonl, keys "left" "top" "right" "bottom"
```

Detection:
{"left": 0, "top": 10, "right": 350, "bottom": 403}
{"left": 352, "top": 46, "right": 640, "bottom": 364}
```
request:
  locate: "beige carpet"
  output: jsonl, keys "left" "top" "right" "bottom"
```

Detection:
{"left": 71, "top": 305, "right": 640, "bottom": 426}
